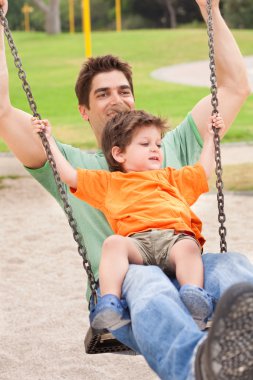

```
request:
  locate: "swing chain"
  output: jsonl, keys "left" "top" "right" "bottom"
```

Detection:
{"left": 0, "top": 9, "right": 98, "bottom": 301}
{"left": 206, "top": 0, "right": 227, "bottom": 253}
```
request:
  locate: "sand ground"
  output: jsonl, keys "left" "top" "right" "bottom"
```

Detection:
{"left": 0, "top": 150, "right": 252, "bottom": 380}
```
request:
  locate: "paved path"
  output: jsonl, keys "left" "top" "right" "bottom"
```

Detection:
{"left": 151, "top": 56, "right": 253, "bottom": 92}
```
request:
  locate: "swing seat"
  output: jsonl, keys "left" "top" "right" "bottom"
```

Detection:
{"left": 84, "top": 320, "right": 212, "bottom": 354}
{"left": 84, "top": 326, "right": 135, "bottom": 354}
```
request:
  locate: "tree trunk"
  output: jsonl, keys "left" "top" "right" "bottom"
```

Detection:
{"left": 32, "top": 0, "right": 61, "bottom": 34}
{"left": 164, "top": 0, "right": 177, "bottom": 28}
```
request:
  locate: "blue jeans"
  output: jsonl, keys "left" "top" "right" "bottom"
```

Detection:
{"left": 110, "top": 253, "right": 253, "bottom": 380}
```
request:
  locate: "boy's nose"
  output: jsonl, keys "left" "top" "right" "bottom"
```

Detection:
{"left": 150, "top": 145, "right": 158, "bottom": 152}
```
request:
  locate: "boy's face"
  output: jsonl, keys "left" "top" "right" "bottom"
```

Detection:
{"left": 79, "top": 70, "right": 135, "bottom": 146}
{"left": 118, "top": 125, "right": 163, "bottom": 172}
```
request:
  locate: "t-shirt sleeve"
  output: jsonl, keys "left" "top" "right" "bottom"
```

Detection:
{"left": 169, "top": 162, "right": 209, "bottom": 205}
{"left": 162, "top": 113, "right": 203, "bottom": 168}
{"left": 25, "top": 140, "right": 107, "bottom": 205}
{"left": 70, "top": 169, "right": 109, "bottom": 209}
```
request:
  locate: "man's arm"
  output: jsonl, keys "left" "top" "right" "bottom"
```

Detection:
{"left": 192, "top": 0, "right": 251, "bottom": 140}
{"left": 0, "top": 0, "right": 47, "bottom": 168}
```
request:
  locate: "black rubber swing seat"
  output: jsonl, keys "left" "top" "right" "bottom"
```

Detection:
{"left": 84, "top": 326, "right": 136, "bottom": 354}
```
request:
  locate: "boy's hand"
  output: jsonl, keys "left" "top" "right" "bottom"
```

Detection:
{"left": 205, "top": 113, "right": 224, "bottom": 138}
{"left": 208, "top": 113, "right": 225, "bottom": 136}
{"left": 31, "top": 117, "right": 52, "bottom": 140}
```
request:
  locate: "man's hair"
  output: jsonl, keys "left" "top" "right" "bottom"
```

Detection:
{"left": 75, "top": 55, "right": 134, "bottom": 108}
{"left": 101, "top": 110, "right": 168, "bottom": 172}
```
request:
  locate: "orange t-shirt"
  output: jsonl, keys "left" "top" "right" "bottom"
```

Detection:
{"left": 71, "top": 162, "right": 209, "bottom": 246}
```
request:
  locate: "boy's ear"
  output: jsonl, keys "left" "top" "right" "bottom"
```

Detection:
{"left": 111, "top": 146, "right": 125, "bottom": 163}
{"left": 78, "top": 105, "right": 89, "bottom": 121}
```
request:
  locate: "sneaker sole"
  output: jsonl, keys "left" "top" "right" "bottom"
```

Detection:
{"left": 91, "top": 309, "right": 131, "bottom": 331}
{"left": 205, "top": 282, "right": 253, "bottom": 380}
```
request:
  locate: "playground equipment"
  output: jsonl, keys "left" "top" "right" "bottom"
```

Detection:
{"left": 21, "top": 3, "right": 33, "bottom": 32}
{"left": 0, "top": 0, "right": 226, "bottom": 355}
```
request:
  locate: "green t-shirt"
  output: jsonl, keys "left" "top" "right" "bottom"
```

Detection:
{"left": 26, "top": 113, "right": 203, "bottom": 300}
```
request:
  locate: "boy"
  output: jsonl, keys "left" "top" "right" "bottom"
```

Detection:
{"left": 33, "top": 110, "right": 224, "bottom": 331}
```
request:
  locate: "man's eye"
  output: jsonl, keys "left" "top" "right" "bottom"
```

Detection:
{"left": 121, "top": 90, "right": 131, "bottom": 96}
{"left": 97, "top": 92, "right": 107, "bottom": 98}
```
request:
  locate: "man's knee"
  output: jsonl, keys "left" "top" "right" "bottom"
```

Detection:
{"left": 202, "top": 252, "right": 250, "bottom": 268}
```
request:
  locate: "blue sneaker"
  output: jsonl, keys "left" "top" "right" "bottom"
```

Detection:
{"left": 89, "top": 294, "right": 131, "bottom": 330}
{"left": 180, "top": 284, "right": 214, "bottom": 330}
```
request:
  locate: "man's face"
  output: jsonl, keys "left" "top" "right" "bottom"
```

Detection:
{"left": 79, "top": 70, "right": 135, "bottom": 146}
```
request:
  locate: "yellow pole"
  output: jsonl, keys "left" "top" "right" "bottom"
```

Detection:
{"left": 115, "top": 0, "right": 122, "bottom": 32}
{"left": 82, "top": 0, "right": 92, "bottom": 58}
{"left": 69, "top": 0, "right": 75, "bottom": 33}
{"left": 21, "top": 4, "right": 33, "bottom": 32}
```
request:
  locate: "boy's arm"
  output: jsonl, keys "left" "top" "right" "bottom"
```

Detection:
{"left": 48, "top": 137, "right": 78, "bottom": 189}
{"left": 33, "top": 119, "right": 77, "bottom": 189}
{"left": 0, "top": 1, "right": 47, "bottom": 168}
{"left": 192, "top": 0, "right": 251, "bottom": 140}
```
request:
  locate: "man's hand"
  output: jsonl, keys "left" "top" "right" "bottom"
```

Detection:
{"left": 195, "top": 0, "right": 219, "bottom": 8}
{"left": 0, "top": 0, "right": 8, "bottom": 16}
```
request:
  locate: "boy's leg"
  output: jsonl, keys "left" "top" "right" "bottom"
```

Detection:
{"left": 169, "top": 238, "right": 214, "bottom": 329}
{"left": 91, "top": 235, "right": 143, "bottom": 330}
{"left": 99, "top": 234, "right": 143, "bottom": 297}
{"left": 169, "top": 238, "right": 204, "bottom": 286}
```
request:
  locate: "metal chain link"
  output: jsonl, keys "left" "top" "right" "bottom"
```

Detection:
{"left": 0, "top": 8, "right": 98, "bottom": 300}
{"left": 206, "top": 0, "right": 227, "bottom": 252}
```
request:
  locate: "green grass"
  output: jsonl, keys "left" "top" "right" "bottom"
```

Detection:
{"left": 1, "top": 28, "right": 253, "bottom": 151}
{"left": 209, "top": 163, "right": 253, "bottom": 192}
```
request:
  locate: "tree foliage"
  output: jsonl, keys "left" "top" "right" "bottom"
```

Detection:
{"left": 4, "top": 0, "right": 26, "bottom": 30}
{"left": 223, "top": 0, "right": 253, "bottom": 29}
{"left": 4, "top": 0, "right": 252, "bottom": 32}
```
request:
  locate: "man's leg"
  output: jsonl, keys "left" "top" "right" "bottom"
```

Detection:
{"left": 111, "top": 265, "right": 205, "bottom": 380}
{"left": 194, "top": 282, "right": 253, "bottom": 380}
{"left": 202, "top": 252, "right": 253, "bottom": 302}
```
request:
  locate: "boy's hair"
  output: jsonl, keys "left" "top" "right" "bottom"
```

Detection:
{"left": 101, "top": 110, "right": 168, "bottom": 172}
{"left": 75, "top": 55, "right": 134, "bottom": 108}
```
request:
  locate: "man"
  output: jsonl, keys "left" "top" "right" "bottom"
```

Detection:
{"left": 0, "top": 1, "right": 252, "bottom": 379}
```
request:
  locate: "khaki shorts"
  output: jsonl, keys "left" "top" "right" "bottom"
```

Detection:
{"left": 130, "top": 229, "right": 201, "bottom": 276}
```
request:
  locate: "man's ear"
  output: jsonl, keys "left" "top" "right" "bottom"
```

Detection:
{"left": 111, "top": 146, "right": 125, "bottom": 163}
{"left": 78, "top": 105, "right": 89, "bottom": 121}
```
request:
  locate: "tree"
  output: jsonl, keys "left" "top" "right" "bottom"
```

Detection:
{"left": 223, "top": 0, "right": 253, "bottom": 29}
{"left": 157, "top": 0, "right": 178, "bottom": 28}
{"left": 32, "top": 0, "right": 61, "bottom": 34}
{"left": 3, "top": 0, "right": 26, "bottom": 30}
{"left": 128, "top": 0, "right": 201, "bottom": 29}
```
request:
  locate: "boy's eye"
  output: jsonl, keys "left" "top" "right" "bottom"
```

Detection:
{"left": 140, "top": 143, "right": 149, "bottom": 146}
{"left": 157, "top": 144, "right": 162, "bottom": 148}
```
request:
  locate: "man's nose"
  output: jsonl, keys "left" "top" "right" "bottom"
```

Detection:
{"left": 110, "top": 92, "right": 123, "bottom": 105}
